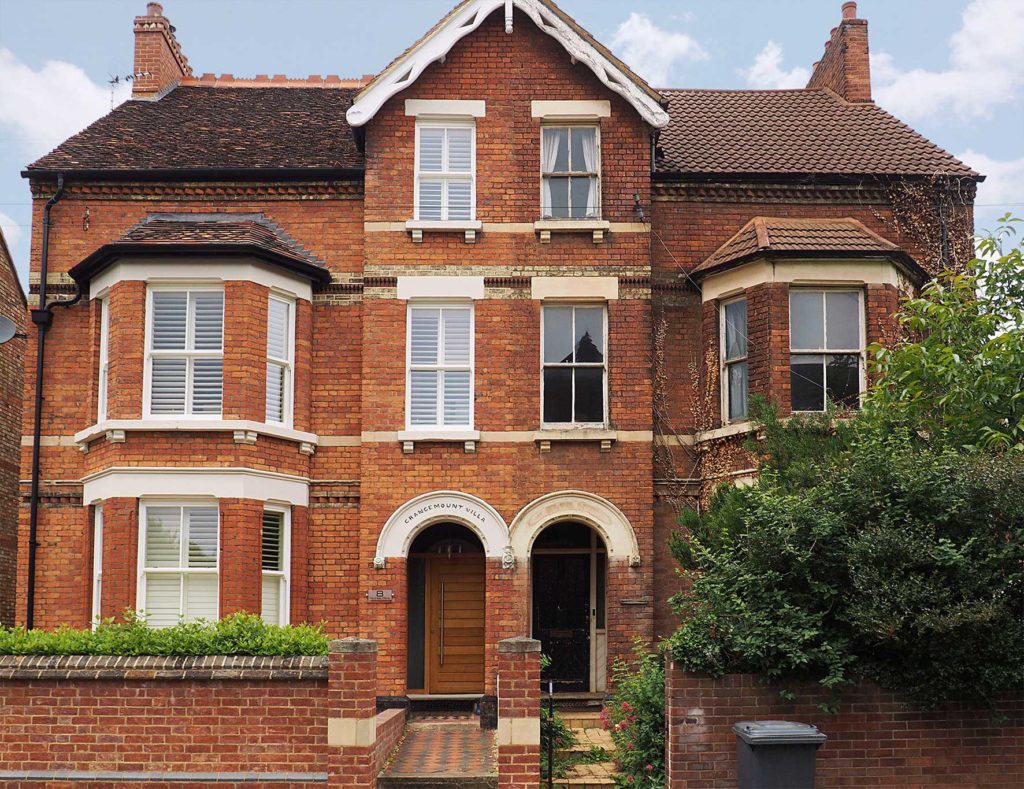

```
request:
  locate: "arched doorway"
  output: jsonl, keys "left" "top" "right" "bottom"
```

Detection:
{"left": 406, "top": 522, "right": 486, "bottom": 695}
{"left": 531, "top": 521, "right": 607, "bottom": 693}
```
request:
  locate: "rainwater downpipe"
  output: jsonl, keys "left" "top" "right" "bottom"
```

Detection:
{"left": 26, "top": 173, "right": 69, "bottom": 630}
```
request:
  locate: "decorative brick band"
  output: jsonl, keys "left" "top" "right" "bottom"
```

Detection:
{"left": 0, "top": 654, "right": 328, "bottom": 681}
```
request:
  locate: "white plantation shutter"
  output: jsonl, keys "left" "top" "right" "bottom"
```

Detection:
{"left": 142, "top": 504, "right": 219, "bottom": 627}
{"left": 408, "top": 305, "right": 473, "bottom": 428}
{"left": 261, "top": 510, "right": 288, "bottom": 625}
{"left": 266, "top": 297, "right": 293, "bottom": 423}
{"left": 147, "top": 289, "right": 223, "bottom": 416}
{"left": 416, "top": 124, "right": 475, "bottom": 221}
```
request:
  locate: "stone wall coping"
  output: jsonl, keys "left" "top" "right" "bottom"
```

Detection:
{"left": 497, "top": 636, "right": 541, "bottom": 653}
{"left": 0, "top": 654, "right": 327, "bottom": 681}
{"left": 329, "top": 637, "right": 378, "bottom": 654}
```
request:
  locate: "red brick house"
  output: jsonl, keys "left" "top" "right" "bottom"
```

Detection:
{"left": 17, "top": 0, "right": 977, "bottom": 712}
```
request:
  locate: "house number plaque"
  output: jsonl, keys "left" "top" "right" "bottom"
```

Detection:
{"left": 366, "top": 590, "right": 394, "bottom": 602}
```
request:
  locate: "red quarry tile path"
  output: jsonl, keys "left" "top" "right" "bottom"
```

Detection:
{"left": 384, "top": 722, "right": 497, "bottom": 777}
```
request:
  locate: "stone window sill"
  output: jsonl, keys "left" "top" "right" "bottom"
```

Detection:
{"left": 73, "top": 419, "right": 319, "bottom": 455}
{"left": 694, "top": 420, "right": 755, "bottom": 444}
{"left": 397, "top": 429, "right": 481, "bottom": 454}
{"left": 534, "top": 428, "right": 617, "bottom": 452}
{"left": 534, "top": 219, "right": 610, "bottom": 244}
{"left": 405, "top": 220, "right": 483, "bottom": 244}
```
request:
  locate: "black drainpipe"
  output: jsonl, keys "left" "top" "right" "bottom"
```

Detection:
{"left": 25, "top": 173, "right": 67, "bottom": 630}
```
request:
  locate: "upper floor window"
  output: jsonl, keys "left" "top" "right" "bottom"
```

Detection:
{"left": 790, "top": 289, "right": 863, "bottom": 412}
{"left": 541, "top": 126, "right": 599, "bottom": 220}
{"left": 140, "top": 502, "right": 219, "bottom": 627}
{"left": 721, "top": 297, "right": 748, "bottom": 422}
{"left": 146, "top": 288, "right": 224, "bottom": 417}
{"left": 407, "top": 304, "right": 473, "bottom": 429}
{"left": 261, "top": 508, "right": 290, "bottom": 626}
{"left": 97, "top": 298, "right": 109, "bottom": 421}
{"left": 266, "top": 296, "right": 294, "bottom": 424}
{"left": 415, "top": 122, "right": 474, "bottom": 221}
{"left": 542, "top": 305, "right": 607, "bottom": 426}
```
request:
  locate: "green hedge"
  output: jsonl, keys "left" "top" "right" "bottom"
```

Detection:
{"left": 0, "top": 612, "right": 328, "bottom": 657}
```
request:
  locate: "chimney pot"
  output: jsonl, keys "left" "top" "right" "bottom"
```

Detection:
{"left": 147, "top": 2, "right": 163, "bottom": 16}
{"left": 842, "top": 1, "right": 857, "bottom": 19}
{"left": 830, "top": 26, "right": 838, "bottom": 36}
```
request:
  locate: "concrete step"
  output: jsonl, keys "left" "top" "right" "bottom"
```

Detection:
{"left": 560, "top": 710, "right": 605, "bottom": 729}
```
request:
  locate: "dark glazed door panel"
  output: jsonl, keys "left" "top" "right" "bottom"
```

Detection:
{"left": 532, "top": 554, "right": 590, "bottom": 692}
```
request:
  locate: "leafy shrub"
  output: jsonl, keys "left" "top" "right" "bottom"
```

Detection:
{"left": 0, "top": 612, "right": 329, "bottom": 656}
{"left": 539, "top": 653, "right": 578, "bottom": 779}
{"left": 604, "top": 643, "right": 664, "bottom": 788}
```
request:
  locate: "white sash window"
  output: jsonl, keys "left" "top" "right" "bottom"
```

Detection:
{"left": 91, "top": 506, "right": 103, "bottom": 629}
{"left": 146, "top": 288, "right": 224, "bottom": 417}
{"left": 542, "top": 305, "right": 607, "bottom": 426}
{"left": 139, "top": 503, "right": 219, "bottom": 627}
{"left": 266, "top": 296, "right": 294, "bottom": 424}
{"left": 415, "top": 122, "right": 475, "bottom": 221}
{"left": 789, "top": 289, "right": 865, "bottom": 412}
{"left": 407, "top": 304, "right": 473, "bottom": 429}
{"left": 261, "top": 508, "right": 290, "bottom": 626}
{"left": 541, "top": 126, "right": 600, "bottom": 219}
{"left": 721, "top": 297, "right": 749, "bottom": 422}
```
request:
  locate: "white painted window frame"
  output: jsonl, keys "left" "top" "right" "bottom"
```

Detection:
{"left": 413, "top": 119, "right": 477, "bottom": 222}
{"left": 136, "top": 499, "right": 220, "bottom": 626}
{"left": 720, "top": 295, "right": 749, "bottom": 425}
{"left": 97, "top": 298, "right": 109, "bottom": 422}
{"left": 788, "top": 288, "right": 866, "bottom": 413}
{"left": 539, "top": 123, "right": 602, "bottom": 221}
{"left": 540, "top": 303, "right": 609, "bottom": 429}
{"left": 265, "top": 293, "right": 295, "bottom": 427}
{"left": 142, "top": 284, "right": 225, "bottom": 419}
{"left": 91, "top": 505, "right": 103, "bottom": 629}
{"left": 405, "top": 302, "right": 475, "bottom": 431}
{"left": 261, "top": 505, "right": 291, "bottom": 626}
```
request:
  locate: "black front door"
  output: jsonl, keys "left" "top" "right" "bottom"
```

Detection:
{"left": 532, "top": 554, "right": 590, "bottom": 692}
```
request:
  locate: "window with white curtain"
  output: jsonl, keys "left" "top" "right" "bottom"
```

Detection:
{"left": 261, "top": 508, "right": 289, "bottom": 626}
{"left": 407, "top": 304, "right": 473, "bottom": 429}
{"left": 415, "top": 122, "right": 475, "bottom": 221}
{"left": 541, "top": 126, "right": 600, "bottom": 219}
{"left": 542, "top": 304, "right": 607, "bottom": 425}
{"left": 789, "top": 289, "right": 864, "bottom": 412}
{"left": 146, "top": 288, "right": 224, "bottom": 416}
{"left": 97, "top": 298, "right": 109, "bottom": 421}
{"left": 721, "top": 297, "right": 749, "bottom": 422}
{"left": 139, "top": 503, "right": 219, "bottom": 627}
{"left": 266, "top": 296, "right": 293, "bottom": 424}
{"left": 91, "top": 505, "right": 103, "bottom": 629}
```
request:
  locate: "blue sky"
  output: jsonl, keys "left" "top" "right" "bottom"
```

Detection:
{"left": 1, "top": 0, "right": 1021, "bottom": 284}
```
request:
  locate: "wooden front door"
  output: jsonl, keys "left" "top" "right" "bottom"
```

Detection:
{"left": 425, "top": 555, "right": 485, "bottom": 694}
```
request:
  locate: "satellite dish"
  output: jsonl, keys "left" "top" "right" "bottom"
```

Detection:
{"left": 0, "top": 315, "right": 23, "bottom": 344}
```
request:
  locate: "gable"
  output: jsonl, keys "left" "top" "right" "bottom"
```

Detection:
{"left": 346, "top": 0, "right": 669, "bottom": 129}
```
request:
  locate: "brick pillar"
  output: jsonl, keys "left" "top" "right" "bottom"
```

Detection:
{"left": 328, "top": 638, "right": 378, "bottom": 788}
{"left": 497, "top": 636, "right": 541, "bottom": 788}
{"left": 219, "top": 498, "right": 262, "bottom": 616}
{"left": 100, "top": 498, "right": 139, "bottom": 622}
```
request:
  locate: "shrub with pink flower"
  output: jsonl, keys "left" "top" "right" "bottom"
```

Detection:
{"left": 603, "top": 641, "right": 664, "bottom": 788}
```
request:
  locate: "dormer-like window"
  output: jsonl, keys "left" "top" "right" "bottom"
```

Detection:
{"left": 415, "top": 122, "right": 475, "bottom": 221}
{"left": 541, "top": 126, "right": 600, "bottom": 220}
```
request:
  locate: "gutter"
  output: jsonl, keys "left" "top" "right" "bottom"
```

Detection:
{"left": 21, "top": 167, "right": 365, "bottom": 183}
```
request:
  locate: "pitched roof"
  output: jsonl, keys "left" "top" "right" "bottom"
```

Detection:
{"left": 69, "top": 213, "right": 331, "bottom": 284}
{"left": 693, "top": 216, "right": 923, "bottom": 279}
{"left": 657, "top": 89, "right": 978, "bottom": 178}
{"left": 346, "top": 0, "right": 669, "bottom": 128}
{"left": 27, "top": 87, "right": 361, "bottom": 174}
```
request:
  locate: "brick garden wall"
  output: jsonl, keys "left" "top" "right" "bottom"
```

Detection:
{"left": 665, "top": 660, "right": 1024, "bottom": 788}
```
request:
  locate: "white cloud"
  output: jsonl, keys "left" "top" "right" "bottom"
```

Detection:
{"left": 740, "top": 41, "right": 810, "bottom": 90}
{"left": 0, "top": 47, "right": 130, "bottom": 162}
{"left": 610, "top": 12, "right": 708, "bottom": 86}
{"left": 0, "top": 211, "right": 21, "bottom": 251}
{"left": 872, "top": 0, "right": 1024, "bottom": 121}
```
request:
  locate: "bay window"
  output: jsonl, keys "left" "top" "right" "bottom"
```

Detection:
{"left": 139, "top": 503, "right": 219, "bottom": 627}
{"left": 541, "top": 126, "right": 600, "bottom": 219}
{"left": 789, "top": 289, "right": 864, "bottom": 411}
{"left": 266, "top": 295, "right": 293, "bottom": 424}
{"left": 721, "top": 297, "right": 748, "bottom": 422}
{"left": 415, "top": 122, "right": 475, "bottom": 221}
{"left": 407, "top": 304, "right": 473, "bottom": 429}
{"left": 542, "top": 305, "right": 607, "bottom": 425}
{"left": 261, "top": 508, "right": 289, "bottom": 626}
{"left": 146, "top": 287, "right": 224, "bottom": 416}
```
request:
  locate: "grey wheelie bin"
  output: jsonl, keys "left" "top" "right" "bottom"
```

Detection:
{"left": 732, "top": 720, "right": 827, "bottom": 788}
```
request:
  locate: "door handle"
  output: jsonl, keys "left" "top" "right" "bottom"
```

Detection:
{"left": 439, "top": 581, "right": 445, "bottom": 666}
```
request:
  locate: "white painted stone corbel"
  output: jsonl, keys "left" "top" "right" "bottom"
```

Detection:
{"left": 593, "top": 229, "right": 605, "bottom": 244}
{"left": 504, "top": 0, "right": 513, "bottom": 33}
{"left": 299, "top": 442, "right": 316, "bottom": 456}
{"left": 538, "top": 229, "right": 552, "bottom": 244}
{"left": 410, "top": 228, "right": 424, "bottom": 243}
{"left": 233, "top": 430, "right": 258, "bottom": 445}
{"left": 465, "top": 229, "right": 477, "bottom": 244}
{"left": 600, "top": 438, "right": 613, "bottom": 452}
{"left": 464, "top": 440, "right": 476, "bottom": 453}
{"left": 77, "top": 440, "right": 90, "bottom": 453}
{"left": 402, "top": 440, "right": 415, "bottom": 454}
{"left": 629, "top": 555, "right": 641, "bottom": 568}
{"left": 538, "top": 438, "right": 552, "bottom": 453}
{"left": 501, "top": 545, "right": 516, "bottom": 571}
{"left": 106, "top": 429, "right": 126, "bottom": 444}
{"left": 373, "top": 556, "right": 386, "bottom": 570}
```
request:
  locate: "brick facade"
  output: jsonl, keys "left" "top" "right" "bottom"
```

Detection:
{"left": 17, "top": 0, "right": 977, "bottom": 716}
{"left": 665, "top": 660, "right": 1024, "bottom": 788}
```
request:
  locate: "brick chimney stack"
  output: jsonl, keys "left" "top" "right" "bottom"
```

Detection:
{"left": 132, "top": 2, "right": 193, "bottom": 99}
{"left": 806, "top": 1, "right": 871, "bottom": 102}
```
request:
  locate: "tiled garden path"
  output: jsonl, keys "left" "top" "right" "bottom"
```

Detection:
{"left": 381, "top": 719, "right": 496, "bottom": 779}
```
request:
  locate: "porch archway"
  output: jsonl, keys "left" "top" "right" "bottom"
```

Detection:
{"left": 508, "top": 490, "right": 640, "bottom": 563}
